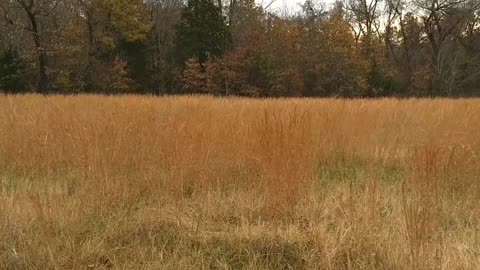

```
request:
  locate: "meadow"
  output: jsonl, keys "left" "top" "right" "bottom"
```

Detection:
{"left": 0, "top": 95, "right": 479, "bottom": 269}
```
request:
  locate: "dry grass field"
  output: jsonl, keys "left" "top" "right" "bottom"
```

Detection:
{"left": 0, "top": 95, "right": 479, "bottom": 269}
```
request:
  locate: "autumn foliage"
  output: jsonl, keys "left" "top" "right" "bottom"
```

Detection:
{"left": 1, "top": 0, "right": 478, "bottom": 96}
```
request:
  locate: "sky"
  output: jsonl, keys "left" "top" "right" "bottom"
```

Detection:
{"left": 257, "top": 0, "right": 336, "bottom": 15}
{"left": 257, "top": 0, "right": 304, "bottom": 14}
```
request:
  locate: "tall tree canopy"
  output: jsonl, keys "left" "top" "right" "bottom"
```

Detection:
{"left": 176, "top": 0, "right": 230, "bottom": 64}
{"left": 0, "top": 0, "right": 479, "bottom": 97}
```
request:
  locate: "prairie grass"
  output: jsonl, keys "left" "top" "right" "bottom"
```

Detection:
{"left": 0, "top": 95, "right": 479, "bottom": 269}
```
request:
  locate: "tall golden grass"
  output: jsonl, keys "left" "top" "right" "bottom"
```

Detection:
{"left": 0, "top": 94, "right": 479, "bottom": 269}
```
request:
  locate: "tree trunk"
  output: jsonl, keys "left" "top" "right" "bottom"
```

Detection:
{"left": 85, "top": 10, "right": 97, "bottom": 92}
{"left": 27, "top": 12, "right": 49, "bottom": 94}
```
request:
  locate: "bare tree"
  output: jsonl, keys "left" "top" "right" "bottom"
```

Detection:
{"left": 0, "top": 0, "right": 60, "bottom": 94}
{"left": 145, "top": 0, "right": 183, "bottom": 93}
{"left": 344, "top": 0, "right": 382, "bottom": 43}
{"left": 415, "top": 0, "right": 480, "bottom": 94}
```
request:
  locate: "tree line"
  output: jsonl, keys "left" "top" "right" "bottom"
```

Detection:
{"left": 1, "top": 0, "right": 479, "bottom": 97}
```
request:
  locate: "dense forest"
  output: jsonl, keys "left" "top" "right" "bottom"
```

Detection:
{"left": 0, "top": 0, "right": 479, "bottom": 97}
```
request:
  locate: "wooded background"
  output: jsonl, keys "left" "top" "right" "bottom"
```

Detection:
{"left": 1, "top": 0, "right": 479, "bottom": 97}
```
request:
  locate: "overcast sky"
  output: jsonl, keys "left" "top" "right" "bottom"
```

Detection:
{"left": 257, "top": 0, "right": 336, "bottom": 15}
{"left": 257, "top": 0, "right": 303, "bottom": 14}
